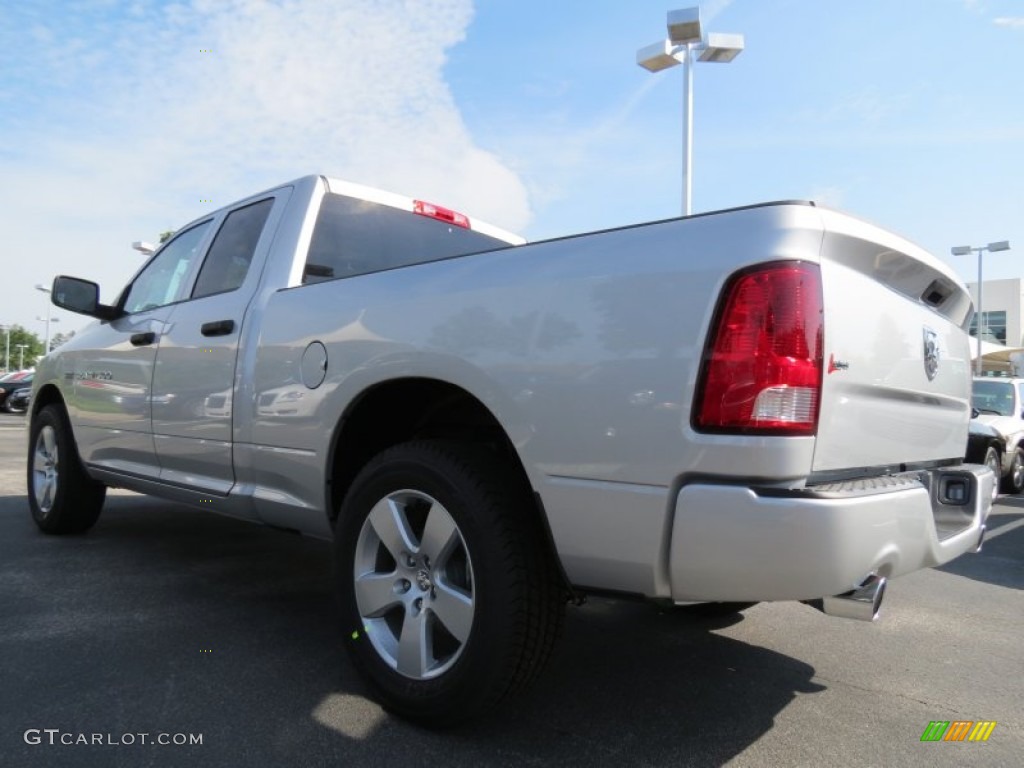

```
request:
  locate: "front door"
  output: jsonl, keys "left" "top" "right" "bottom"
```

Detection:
{"left": 69, "top": 220, "right": 214, "bottom": 476}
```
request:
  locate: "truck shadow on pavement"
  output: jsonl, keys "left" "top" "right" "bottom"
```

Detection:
{"left": 1, "top": 494, "right": 824, "bottom": 768}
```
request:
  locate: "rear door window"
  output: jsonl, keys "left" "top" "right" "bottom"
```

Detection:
{"left": 192, "top": 198, "right": 274, "bottom": 299}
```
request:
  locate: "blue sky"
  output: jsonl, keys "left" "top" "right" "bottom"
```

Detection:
{"left": 1, "top": 0, "right": 1022, "bottom": 338}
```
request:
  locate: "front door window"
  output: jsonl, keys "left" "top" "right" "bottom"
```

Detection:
{"left": 122, "top": 221, "right": 212, "bottom": 314}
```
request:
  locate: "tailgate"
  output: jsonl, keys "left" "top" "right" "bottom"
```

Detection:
{"left": 813, "top": 209, "right": 973, "bottom": 473}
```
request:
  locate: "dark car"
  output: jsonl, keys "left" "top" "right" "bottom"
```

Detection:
{"left": 0, "top": 371, "right": 30, "bottom": 385}
{"left": 966, "top": 416, "right": 1004, "bottom": 501}
{"left": 0, "top": 374, "right": 33, "bottom": 411}
{"left": 5, "top": 386, "right": 31, "bottom": 413}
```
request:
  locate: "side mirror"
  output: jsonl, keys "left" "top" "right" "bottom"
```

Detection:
{"left": 52, "top": 276, "right": 121, "bottom": 320}
{"left": 971, "top": 407, "right": 980, "bottom": 419}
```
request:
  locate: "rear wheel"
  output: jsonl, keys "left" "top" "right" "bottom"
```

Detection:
{"left": 335, "top": 440, "right": 565, "bottom": 727}
{"left": 1001, "top": 447, "right": 1024, "bottom": 495}
{"left": 27, "top": 404, "right": 106, "bottom": 534}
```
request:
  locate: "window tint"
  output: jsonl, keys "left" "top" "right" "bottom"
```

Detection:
{"left": 303, "top": 193, "right": 508, "bottom": 284}
{"left": 123, "top": 221, "right": 212, "bottom": 313}
{"left": 192, "top": 198, "right": 274, "bottom": 299}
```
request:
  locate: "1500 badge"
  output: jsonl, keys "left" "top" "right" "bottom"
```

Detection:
{"left": 63, "top": 371, "right": 114, "bottom": 381}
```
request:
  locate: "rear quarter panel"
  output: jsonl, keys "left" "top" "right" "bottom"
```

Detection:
{"left": 246, "top": 204, "right": 831, "bottom": 502}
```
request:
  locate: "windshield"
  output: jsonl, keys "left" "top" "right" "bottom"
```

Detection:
{"left": 972, "top": 380, "right": 1016, "bottom": 416}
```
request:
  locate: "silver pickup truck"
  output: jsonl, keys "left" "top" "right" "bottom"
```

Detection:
{"left": 29, "top": 174, "right": 992, "bottom": 726}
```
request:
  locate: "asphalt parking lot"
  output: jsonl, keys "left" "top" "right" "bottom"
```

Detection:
{"left": 1, "top": 412, "right": 1022, "bottom": 767}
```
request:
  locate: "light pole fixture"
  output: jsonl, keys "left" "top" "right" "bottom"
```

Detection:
{"left": 16, "top": 343, "right": 28, "bottom": 371}
{"left": 951, "top": 240, "right": 1011, "bottom": 375}
{"left": 132, "top": 240, "right": 156, "bottom": 256}
{"left": 637, "top": 6, "right": 744, "bottom": 216}
{"left": 35, "top": 283, "right": 55, "bottom": 356}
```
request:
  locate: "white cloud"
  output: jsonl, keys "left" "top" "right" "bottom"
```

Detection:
{"left": 994, "top": 17, "right": 1024, "bottom": 28}
{"left": 505, "top": 78, "right": 660, "bottom": 212}
{"left": 0, "top": 0, "right": 532, "bottom": 331}
{"left": 793, "top": 89, "right": 907, "bottom": 128}
{"left": 155, "top": 0, "right": 528, "bottom": 227}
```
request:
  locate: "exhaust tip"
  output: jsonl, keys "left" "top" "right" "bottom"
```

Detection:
{"left": 809, "top": 573, "right": 887, "bottom": 622}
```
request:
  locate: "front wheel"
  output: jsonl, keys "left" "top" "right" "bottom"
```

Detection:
{"left": 1001, "top": 447, "right": 1024, "bottom": 495}
{"left": 335, "top": 440, "right": 565, "bottom": 727}
{"left": 27, "top": 404, "right": 106, "bottom": 534}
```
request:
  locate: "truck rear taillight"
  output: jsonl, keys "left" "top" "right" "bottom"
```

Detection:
{"left": 694, "top": 262, "right": 823, "bottom": 436}
{"left": 413, "top": 200, "right": 471, "bottom": 229}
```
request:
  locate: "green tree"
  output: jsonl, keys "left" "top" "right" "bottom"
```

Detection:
{"left": 1, "top": 324, "right": 44, "bottom": 371}
{"left": 158, "top": 230, "right": 175, "bottom": 244}
{"left": 49, "top": 330, "right": 76, "bottom": 351}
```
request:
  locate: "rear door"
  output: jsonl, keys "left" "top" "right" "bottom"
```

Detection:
{"left": 151, "top": 191, "right": 287, "bottom": 494}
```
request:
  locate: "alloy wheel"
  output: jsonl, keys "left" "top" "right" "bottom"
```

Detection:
{"left": 32, "top": 425, "right": 59, "bottom": 514}
{"left": 353, "top": 489, "right": 475, "bottom": 680}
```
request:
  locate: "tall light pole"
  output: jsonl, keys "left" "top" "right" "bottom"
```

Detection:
{"left": 951, "top": 240, "right": 1012, "bottom": 376}
{"left": 16, "top": 344, "right": 28, "bottom": 371}
{"left": 37, "top": 316, "right": 60, "bottom": 351}
{"left": 637, "top": 6, "right": 744, "bottom": 215}
{"left": 34, "top": 284, "right": 53, "bottom": 355}
{"left": 0, "top": 325, "right": 9, "bottom": 373}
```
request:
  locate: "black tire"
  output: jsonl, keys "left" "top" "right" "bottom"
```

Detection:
{"left": 27, "top": 404, "right": 106, "bottom": 534}
{"left": 1001, "top": 447, "right": 1024, "bottom": 495}
{"left": 676, "top": 601, "right": 759, "bottom": 618}
{"left": 982, "top": 447, "right": 1001, "bottom": 501}
{"left": 335, "top": 440, "right": 565, "bottom": 727}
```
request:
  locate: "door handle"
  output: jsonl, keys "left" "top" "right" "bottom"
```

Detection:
{"left": 201, "top": 320, "right": 235, "bottom": 337}
{"left": 130, "top": 332, "right": 156, "bottom": 346}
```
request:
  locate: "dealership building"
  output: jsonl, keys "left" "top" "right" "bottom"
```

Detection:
{"left": 966, "top": 278, "right": 1023, "bottom": 347}
{"left": 965, "top": 278, "right": 1024, "bottom": 375}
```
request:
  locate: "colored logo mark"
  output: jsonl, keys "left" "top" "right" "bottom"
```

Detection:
{"left": 920, "top": 720, "right": 996, "bottom": 742}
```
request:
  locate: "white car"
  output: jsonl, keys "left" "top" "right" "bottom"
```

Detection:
{"left": 972, "top": 376, "right": 1024, "bottom": 494}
